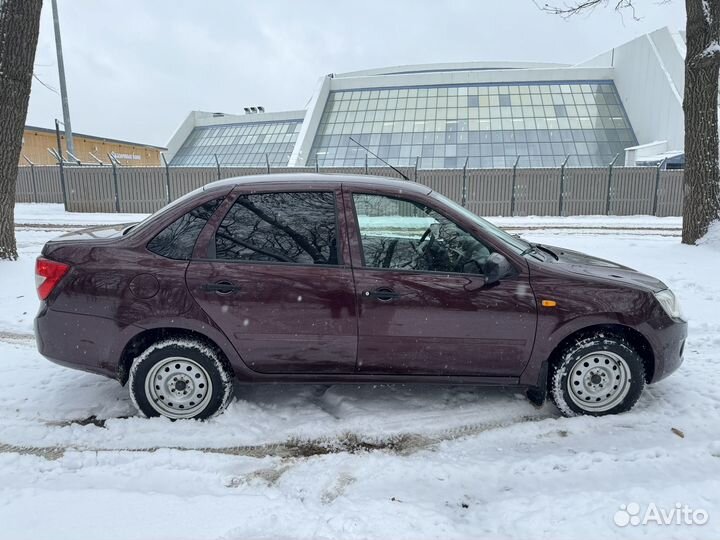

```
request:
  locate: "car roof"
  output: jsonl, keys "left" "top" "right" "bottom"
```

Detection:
{"left": 202, "top": 173, "right": 432, "bottom": 196}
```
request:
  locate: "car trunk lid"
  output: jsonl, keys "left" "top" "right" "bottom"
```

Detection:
{"left": 48, "top": 223, "right": 135, "bottom": 242}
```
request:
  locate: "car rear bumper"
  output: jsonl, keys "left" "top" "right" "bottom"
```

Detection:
{"left": 34, "top": 305, "right": 137, "bottom": 380}
{"left": 646, "top": 317, "right": 687, "bottom": 383}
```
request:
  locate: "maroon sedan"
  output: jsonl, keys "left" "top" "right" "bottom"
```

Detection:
{"left": 34, "top": 174, "right": 686, "bottom": 420}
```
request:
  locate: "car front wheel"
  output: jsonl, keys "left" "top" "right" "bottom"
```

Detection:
{"left": 550, "top": 333, "right": 646, "bottom": 417}
{"left": 129, "top": 339, "right": 234, "bottom": 420}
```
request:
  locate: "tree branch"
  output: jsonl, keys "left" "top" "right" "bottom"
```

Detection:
{"left": 235, "top": 196, "right": 326, "bottom": 263}
{"left": 535, "top": 0, "right": 640, "bottom": 20}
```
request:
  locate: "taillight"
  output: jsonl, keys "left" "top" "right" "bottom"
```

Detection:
{"left": 35, "top": 257, "right": 70, "bottom": 301}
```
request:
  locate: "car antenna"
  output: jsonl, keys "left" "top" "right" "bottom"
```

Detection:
{"left": 348, "top": 137, "right": 411, "bottom": 181}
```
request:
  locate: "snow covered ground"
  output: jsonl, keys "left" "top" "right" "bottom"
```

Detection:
{"left": 0, "top": 205, "right": 718, "bottom": 540}
{"left": 14, "top": 203, "right": 148, "bottom": 227}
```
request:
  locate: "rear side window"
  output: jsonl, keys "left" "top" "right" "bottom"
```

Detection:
{"left": 147, "top": 199, "right": 222, "bottom": 260}
{"left": 214, "top": 192, "right": 338, "bottom": 265}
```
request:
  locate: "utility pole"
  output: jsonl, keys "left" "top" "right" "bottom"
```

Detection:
{"left": 51, "top": 0, "right": 74, "bottom": 157}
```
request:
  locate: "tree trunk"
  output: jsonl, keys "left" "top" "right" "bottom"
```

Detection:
{"left": 0, "top": 0, "right": 43, "bottom": 260}
{"left": 682, "top": 0, "right": 720, "bottom": 244}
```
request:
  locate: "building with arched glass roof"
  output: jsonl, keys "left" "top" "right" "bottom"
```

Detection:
{"left": 165, "top": 27, "right": 686, "bottom": 170}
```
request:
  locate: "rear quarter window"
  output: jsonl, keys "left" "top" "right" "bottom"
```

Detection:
{"left": 147, "top": 198, "right": 222, "bottom": 260}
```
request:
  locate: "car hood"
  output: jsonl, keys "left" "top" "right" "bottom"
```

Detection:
{"left": 538, "top": 244, "right": 667, "bottom": 293}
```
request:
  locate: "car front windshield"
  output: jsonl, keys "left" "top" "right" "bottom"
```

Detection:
{"left": 431, "top": 191, "right": 531, "bottom": 254}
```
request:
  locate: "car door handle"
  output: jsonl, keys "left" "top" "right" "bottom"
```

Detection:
{"left": 201, "top": 281, "right": 241, "bottom": 294}
{"left": 363, "top": 288, "right": 402, "bottom": 301}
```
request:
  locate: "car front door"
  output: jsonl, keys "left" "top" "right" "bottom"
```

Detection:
{"left": 186, "top": 188, "right": 358, "bottom": 374}
{"left": 347, "top": 190, "right": 537, "bottom": 378}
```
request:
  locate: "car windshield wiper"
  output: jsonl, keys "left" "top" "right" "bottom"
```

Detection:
{"left": 534, "top": 243, "right": 559, "bottom": 260}
{"left": 520, "top": 245, "right": 537, "bottom": 257}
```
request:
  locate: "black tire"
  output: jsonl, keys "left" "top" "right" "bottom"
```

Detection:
{"left": 129, "top": 339, "right": 234, "bottom": 420}
{"left": 549, "top": 333, "right": 646, "bottom": 417}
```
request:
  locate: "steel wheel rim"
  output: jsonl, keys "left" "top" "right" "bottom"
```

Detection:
{"left": 566, "top": 351, "right": 631, "bottom": 412}
{"left": 145, "top": 356, "right": 213, "bottom": 419}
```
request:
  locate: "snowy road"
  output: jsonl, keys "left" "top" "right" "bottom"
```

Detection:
{"left": 0, "top": 209, "right": 718, "bottom": 539}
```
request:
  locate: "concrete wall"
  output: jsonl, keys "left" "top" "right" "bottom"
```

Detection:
{"left": 163, "top": 112, "right": 198, "bottom": 164}
{"left": 327, "top": 66, "right": 615, "bottom": 93}
{"left": 650, "top": 28, "right": 685, "bottom": 98}
{"left": 604, "top": 28, "right": 685, "bottom": 154}
{"left": 335, "top": 61, "right": 570, "bottom": 78}
{"left": 289, "top": 76, "right": 331, "bottom": 166}
{"left": 624, "top": 141, "right": 668, "bottom": 166}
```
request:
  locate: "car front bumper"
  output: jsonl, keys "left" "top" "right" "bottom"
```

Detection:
{"left": 645, "top": 316, "right": 687, "bottom": 384}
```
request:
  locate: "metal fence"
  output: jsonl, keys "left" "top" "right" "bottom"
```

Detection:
{"left": 15, "top": 163, "right": 684, "bottom": 217}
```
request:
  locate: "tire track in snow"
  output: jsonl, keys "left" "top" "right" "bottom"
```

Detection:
{"left": 0, "top": 334, "right": 552, "bottom": 460}
{"left": 0, "top": 413, "right": 550, "bottom": 461}
{"left": 0, "top": 331, "right": 34, "bottom": 344}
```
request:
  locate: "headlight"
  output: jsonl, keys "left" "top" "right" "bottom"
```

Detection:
{"left": 655, "top": 289, "right": 684, "bottom": 320}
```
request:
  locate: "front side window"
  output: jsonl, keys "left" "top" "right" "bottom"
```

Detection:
{"left": 353, "top": 193, "right": 491, "bottom": 274}
{"left": 214, "top": 192, "right": 338, "bottom": 265}
{"left": 147, "top": 198, "right": 222, "bottom": 260}
{"left": 430, "top": 192, "right": 529, "bottom": 254}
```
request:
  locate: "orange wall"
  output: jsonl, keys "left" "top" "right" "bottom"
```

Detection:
{"left": 19, "top": 129, "right": 163, "bottom": 166}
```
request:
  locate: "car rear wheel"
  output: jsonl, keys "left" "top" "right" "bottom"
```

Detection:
{"left": 550, "top": 333, "right": 646, "bottom": 417}
{"left": 129, "top": 339, "right": 234, "bottom": 420}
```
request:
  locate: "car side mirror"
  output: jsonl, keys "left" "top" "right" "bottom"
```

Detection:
{"left": 483, "top": 252, "right": 512, "bottom": 286}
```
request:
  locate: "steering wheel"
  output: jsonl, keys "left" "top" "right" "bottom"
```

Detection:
{"left": 410, "top": 227, "right": 434, "bottom": 256}
{"left": 416, "top": 225, "right": 452, "bottom": 272}
{"left": 417, "top": 226, "right": 436, "bottom": 248}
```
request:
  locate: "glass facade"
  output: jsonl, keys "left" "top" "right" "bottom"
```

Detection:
{"left": 170, "top": 119, "right": 303, "bottom": 167}
{"left": 309, "top": 81, "right": 637, "bottom": 168}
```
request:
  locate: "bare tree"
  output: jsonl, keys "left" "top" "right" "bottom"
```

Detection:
{"left": 683, "top": 0, "right": 720, "bottom": 243}
{"left": 0, "top": 0, "right": 43, "bottom": 260}
{"left": 537, "top": 0, "right": 640, "bottom": 18}
{"left": 538, "top": 0, "right": 720, "bottom": 245}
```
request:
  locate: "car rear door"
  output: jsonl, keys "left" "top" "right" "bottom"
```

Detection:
{"left": 345, "top": 188, "right": 537, "bottom": 378}
{"left": 185, "top": 186, "right": 358, "bottom": 374}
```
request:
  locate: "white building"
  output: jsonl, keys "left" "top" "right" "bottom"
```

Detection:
{"left": 165, "top": 26, "right": 685, "bottom": 170}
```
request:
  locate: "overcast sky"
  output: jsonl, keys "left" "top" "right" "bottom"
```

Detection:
{"left": 25, "top": 0, "right": 685, "bottom": 147}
